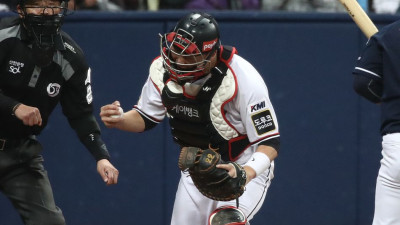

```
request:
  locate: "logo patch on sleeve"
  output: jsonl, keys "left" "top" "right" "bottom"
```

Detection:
{"left": 249, "top": 100, "right": 266, "bottom": 113}
{"left": 251, "top": 110, "right": 276, "bottom": 135}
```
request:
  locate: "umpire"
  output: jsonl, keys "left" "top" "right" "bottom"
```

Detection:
{"left": 0, "top": 0, "right": 119, "bottom": 224}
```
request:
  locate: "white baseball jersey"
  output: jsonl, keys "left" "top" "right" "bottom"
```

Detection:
{"left": 135, "top": 52, "right": 279, "bottom": 225}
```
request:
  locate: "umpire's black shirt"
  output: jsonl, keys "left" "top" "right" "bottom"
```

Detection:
{"left": 0, "top": 17, "right": 95, "bottom": 139}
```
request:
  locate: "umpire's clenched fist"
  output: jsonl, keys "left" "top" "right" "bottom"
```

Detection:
{"left": 14, "top": 104, "right": 42, "bottom": 126}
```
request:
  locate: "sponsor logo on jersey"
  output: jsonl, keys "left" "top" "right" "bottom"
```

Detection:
{"left": 251, "top": 110, "right": 276, "bottom": 135}
{"left": 47, "top": 83, "right": 61, "bottom": 97}
{"left": 250, "top": 100, "right": 266, "bottom": 113}
{"left": 202, "top": 86, "right": 211, "bottom": 92}
{"left": 64, "top": 42, "right": 76, "bottom": 54}
{"left": 202, "top": 38, "right": 218, "bottom": 52}
{"left": 8, "top": 60, "right": 24, "bottom": 75}
{"left": 171, "top": 104, "right": 199, "bottom": 118}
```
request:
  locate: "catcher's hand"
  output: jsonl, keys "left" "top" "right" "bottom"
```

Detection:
{"left": 178, "top": 147, "right": 246, "bottom": 201}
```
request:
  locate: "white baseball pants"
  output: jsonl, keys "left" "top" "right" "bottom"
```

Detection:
{"left": 170, "top": 162, "right": 274, "bottom": 225}
{"left": 373, "top": 133, "right": 400, "bottom": 225}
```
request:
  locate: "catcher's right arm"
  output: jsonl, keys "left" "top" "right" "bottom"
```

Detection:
{"left": 178, "top": 147, "right": 247, "bottom": 201}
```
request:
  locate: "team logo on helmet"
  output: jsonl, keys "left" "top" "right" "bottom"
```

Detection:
{"left": 203, "top": 38, "right": 218, "bottom": 52}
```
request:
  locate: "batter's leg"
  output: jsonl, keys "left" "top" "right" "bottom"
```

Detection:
{"left": 373, "top": 134, "right": 400, "bottom": 225}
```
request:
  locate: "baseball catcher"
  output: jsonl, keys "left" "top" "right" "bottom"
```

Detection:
{"left": 100, "top": 11, "right": 280, "bottom": 224}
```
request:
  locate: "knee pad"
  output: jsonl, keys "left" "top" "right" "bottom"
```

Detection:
{"left": 208, "top": 206, "right": 247, "bottom": 225}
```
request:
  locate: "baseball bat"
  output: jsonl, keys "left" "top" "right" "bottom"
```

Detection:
{"left": 338, "top": 0, "right": 378, "bottom": 38}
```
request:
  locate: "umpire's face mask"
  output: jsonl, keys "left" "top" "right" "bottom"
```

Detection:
{"left": 19, "top": 0, "right": 68, "bottom": 67}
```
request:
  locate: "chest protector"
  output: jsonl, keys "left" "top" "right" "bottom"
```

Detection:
{"left": 152, "top": 46, "right": 250, "bottom": 161}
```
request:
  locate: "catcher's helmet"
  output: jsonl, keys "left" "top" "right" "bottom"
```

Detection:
{"left": 208, "top": 206, "right": 247, "bottom": 225}
{"left": 160, "top": 12, "right": 221, "bottom": 84}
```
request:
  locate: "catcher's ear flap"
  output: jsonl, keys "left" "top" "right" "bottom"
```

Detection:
{"left": 208, "top": 206, "right": 247, "bottom": 225}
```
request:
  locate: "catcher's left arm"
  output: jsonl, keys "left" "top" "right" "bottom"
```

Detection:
{"left": 218, "top": 145, "right": 277, "bottom": 185}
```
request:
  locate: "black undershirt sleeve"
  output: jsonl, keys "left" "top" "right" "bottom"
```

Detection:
{"left": 134, "top": 108, "right": 158, "bottom": 131}
{"left": 258, "top": 137, "right": 280, "bottom": 152}
{"left": 142, "top": 116, "right": 158, "bottom": 131}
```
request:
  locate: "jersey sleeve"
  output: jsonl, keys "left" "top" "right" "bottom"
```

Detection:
{"left": 60, "top": 62, "right": 110, "bottom": 160}
{"left": 241, "top": 82, "right": 280, "bottom": 143}
{"left": 0, "top": 27, "right": 20, "bottom": 116}
{"left": 229, "top": 55, "right": 280, "bottom": 144}
{"left": 134, "top": 68, "right": 166, "bottom": 123}
{"left": 353, "top": 37, "right": 383, "bottom": 81}
{"left": 60, "top": 65, "right": 94, "bottom": 119}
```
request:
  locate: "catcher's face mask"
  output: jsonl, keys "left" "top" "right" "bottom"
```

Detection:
{"left": 160, "top": 30, "right": 216, "bottom": 84}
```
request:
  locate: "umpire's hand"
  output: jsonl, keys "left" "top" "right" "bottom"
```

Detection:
{"left": 14, "top": 103, "right": 42, "bottom": 126}
{"left": 97, "top": 159, "right": 119, "bottom": 185}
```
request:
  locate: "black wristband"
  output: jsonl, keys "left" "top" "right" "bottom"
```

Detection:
{"left": 80, "top": 133, "right": 110, "bottom": 161}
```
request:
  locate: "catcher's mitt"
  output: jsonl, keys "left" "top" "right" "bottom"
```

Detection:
{"left": 178, "top": 147, "right": 247, "bottom": 201}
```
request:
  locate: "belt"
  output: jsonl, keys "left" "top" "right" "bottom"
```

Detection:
{"left": 0, "top": 135, "right": 36, "bottom": 151}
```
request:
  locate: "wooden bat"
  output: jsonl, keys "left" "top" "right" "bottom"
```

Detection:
{"left": 338, "top": 0, "right": 378, "bottom": 38}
